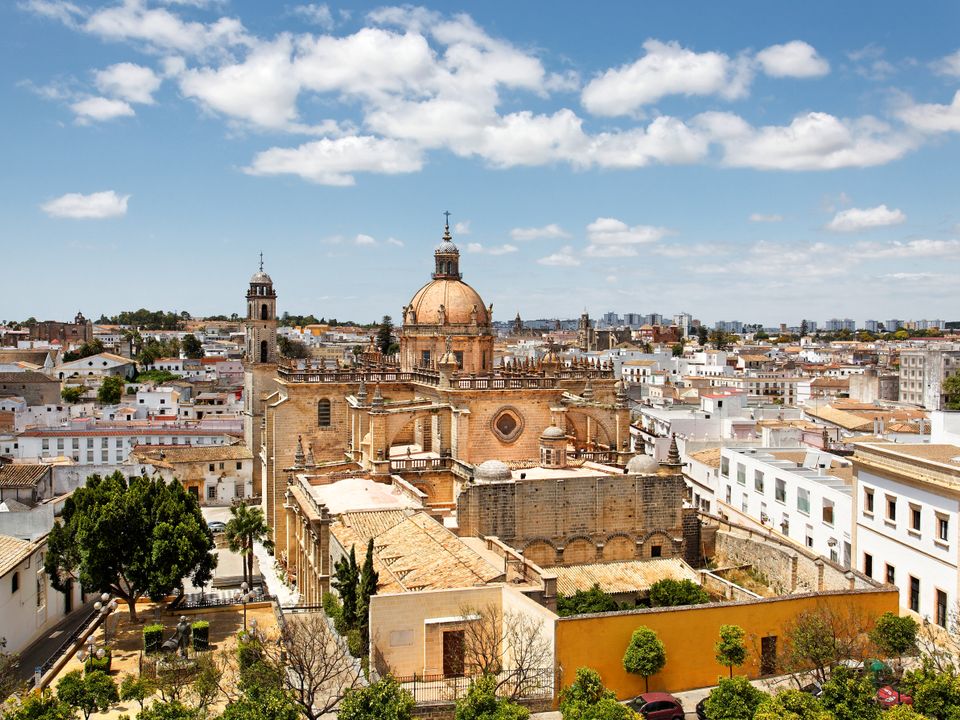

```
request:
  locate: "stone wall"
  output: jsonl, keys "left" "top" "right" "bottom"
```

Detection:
{"left": 458, "top": 471, "right": 690, "bottom": 567}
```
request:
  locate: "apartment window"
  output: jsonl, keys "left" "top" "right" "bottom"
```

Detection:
{"left": 101, "top": 450, "right": 108, "bottom": 463}
{"left": 864, "top": 488, "right": 875, "bottom": 515}
{"left": 938, "top": 515, "right": 950, "bottom": 543}
{"left": 781, "top": 514, "right": 790, "bottom": 535}
{"left": 886, "top": 496, "right": 897, "bottom": 522}
{"left": 721, "top": 457, "right": 730, "bottom": 478}
{"left": 736, "top": 464, "right": 746, "bottom": 486}
{"left": 910, "top": 576, "right": 920, "bottom": 613}
{"left": 36, "top": 571, "right": 45, "bottom": 609}
{"left": 57, "top": 438, "right": 64, "bottom": 450}
{"left": 11, "top": 572, "right": 19, "bottom": 593}
{"left": 651, "top": 545, "right": 662, "bottom": 558}
{"left": 910, "top": 505, "right": 922, "bottom": 534}
{"left": 209, "top": 464, "right": 215, "bottom": 472}
{"left": 864, "top": 553, "right": 873, "bottom": 578}
{"left": 822, "top": 499, "right": 835, "bottom": 526}
{"left": 101, "top": 438, "right": 108, "bottom": 448}
{"left": 937, "top": 590, "right": 948, "bottom": 628}
{"left": 775, "top": 479, "right": 786, "bottom": 503}
{"left": 754, "top": 470, "right": 765, "bottom": 493}
{"left": 317, "top": 399, "right": 332, "bottom": 427}
{"left": 86, "top": 438, "right": 93, "bottom": 448}
{"left": 725, "top": 486, "right": 732, "bottom": 504}
{"left": 219, "top": 462, "right": 224, "bottom": 470}
{"left": 41, "top": 439, "right": 49, "bottom": 450}
{"left": 72, "top": 438, "right": 79, "bottom": 450}
{"left": 86, "top": 451, "right": 93, "bottom": 463}
{"left": 207, "top": 486, "right": 216, "bottom": 500}
{"left": 886, "top": 564, "right": 896, "bottom": 584}
{"left": 741, "top": 495, "right": 748, "bottom": 513}
{"left": 797, "top": 488, "right": 810, "bottom": 515}
{"left": 236, "top": 462, "right": 242, "bottom": 471}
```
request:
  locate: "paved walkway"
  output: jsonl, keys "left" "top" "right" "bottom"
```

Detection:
{"left": 254, "top": 540, "right": 300, "bottom": 606}
{"left": 16, "top": 603, "right": 95, "bottom": 683}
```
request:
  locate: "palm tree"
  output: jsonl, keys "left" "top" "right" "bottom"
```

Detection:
{"left": 225, "top": 503, "right": 272, "bottom": 588}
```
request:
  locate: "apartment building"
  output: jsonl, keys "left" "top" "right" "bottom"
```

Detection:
{"left": 899, "top": 347, "right": 960, "bottom": 410}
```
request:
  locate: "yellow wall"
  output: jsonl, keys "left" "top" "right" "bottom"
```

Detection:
{"left": 555, "top": 588, "right": 897, "bottom": 698}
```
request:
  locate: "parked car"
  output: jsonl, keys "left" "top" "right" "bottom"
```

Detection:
{"left": 626, "top": 692, "right": 685, "bottom": 720}
{"left": 800, "top": 681, "right": 824, "bottom": 698}
{"left": 695, "top": 696, "right": 708, "bottom": 719}
{"left": 876, "top": 685, "right": 913, "bottom": 708}
{"left": 207, "top": 520, "right": 227, "bottom": 533}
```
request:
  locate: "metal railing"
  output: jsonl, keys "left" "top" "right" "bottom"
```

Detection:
{"left": 396, "top": 668, "right": 553, "bottom": 705}
{"left": 31, "top": 606, "right": 101, "bottom": 685}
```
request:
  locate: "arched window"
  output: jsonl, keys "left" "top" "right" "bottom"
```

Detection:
{"left": 260, "top": 304, "right": 268, "bottom": 320}
{"left": 318, "top": 399, "right": 331, "bottom": 427}
{"left": 259, "top": 340, "right": 268, "bottom": 363}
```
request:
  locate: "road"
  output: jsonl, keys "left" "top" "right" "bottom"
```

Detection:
{"left": 16, "top": 603, "right": 95, "bottom": 683}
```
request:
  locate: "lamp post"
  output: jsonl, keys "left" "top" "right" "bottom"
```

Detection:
{"left": 93, "top": 592, "right": 119, "bottom": 645}
{"left": 234, "top": 581, "right": 256, "bottom": 632}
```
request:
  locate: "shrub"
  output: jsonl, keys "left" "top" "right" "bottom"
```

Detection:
{"left": 347, "top": 628, "right": 363, "bottom": 658}
{"left": 322, "top": 592, "right": 346, "bottom": 634}
{"left": 144, "top": 624, "right": 164, "bottom": 654}
{"left": 84, "top": 649, "right": 111, "bottom": 675}
{"left": 648, "top": 579, "right": 709, "bottom": 607}
{"left": 192, "top": 621, "right": 209, "bottom": 651}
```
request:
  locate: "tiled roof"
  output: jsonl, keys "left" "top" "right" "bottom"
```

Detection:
{"left": 0, "top": 464, "right": 48, "bottom": 488}
{"left": 0, "top": 371, "right": 57, "bottom": 384}
{"left": 131, "top": 444, "right": 253, "bottom": 464}
{"left": 689, "top": 448, "right": 722, "bottom": 469}
{"left": 0, "top": 535, "right": 37, "bottom": 577}
{"left": 552, "top": 558, "right": 698, "bottom": 596}
{"left": 332, "top": 511, "right": 502, "bottom": 593}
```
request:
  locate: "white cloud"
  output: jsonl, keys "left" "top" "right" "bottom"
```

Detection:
{"left": 826, "top": 204, "right": 906, "bottom": 232}
{"left": 95, "top": 62, "right": 161, "bottom": 104}
{"left": 537, "top": 246, "right": 580, "bottom": 267}
{"left": 290, "top": 3, "right": 334, "bottom": 29}
{"left": 40, "top": 190, "right": 130, "bottom": 219}
{"left": 466, "top": 242, "right": 518, "bottom": 255}
{"left": 510, "top": 223, "right": 569, "bottom": 241}
{"left": 932, "top": 49, "right": 960, "bottom": 78}
{"left": 749, "top": 213, "right": 783, "bottom": 223}
{"left": 386, "top": 237, "right": 404, "bottom": 247}
{"left": 582, "top": 218, "right": 672, "bottom": 258}
{"left": 19, "top": 0, "right": 82, "bottom": 26}
{"left": 70, "top": 96, "right": 136, "bottom": 122}
{"left": 847, "top": 45, "right": 896, "bottom": 81}
{"left": 354, "top": 233, "right": 376, "bottom": 245}
{"left": 858, "top": 238, "right": 960, "bottom": 258}
{"left": 453, "top": 220, "right": 470, "bottom": 235}
{"left": 697, "top": 110, "right": 914, "bottom": 170}
{"left": 581, "top": 39, "right": 752, "bottom": 117}
{"left": 897, "top": 91, "right": 960, "bottom": 134}
{"left": 244, "top": 135, "right": 424, "bottom": 185}
{"left": 756, "top": 41, "right": 829, "bottom": 78}
{"left": 881, "top": 272, "right": 942, "bottom": 281}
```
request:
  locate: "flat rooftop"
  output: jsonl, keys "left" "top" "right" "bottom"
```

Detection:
{"left": 304, "top": 477, "right": 422, "bottom": 515}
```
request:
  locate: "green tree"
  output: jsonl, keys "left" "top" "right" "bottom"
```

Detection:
{"left": 225, "top": 503, "right": 272, "bottom": 589}
{"left": 709, "top": 330, "right": 731, "bottom": 350}
{"left": 818, "top": 665, "right": 881, "bottom": 720}
{"left": 715, "top": 625, "right": 747, "bottom": 678}
{"left": 0, "top": 639, "right": 22, "bottom": 702}
{"left": 944, "top": 374, "right": 960, "bottom": 411}
{"left": 338, "top": 676, "right": 415, "bottom": 720}
{"left": 277, "top": 336, "right": 310, "bottom": 359}
{"left": 558, "top": 668, "right": 634, "bottom": 720}
{"left": 702, "top": 676, "right": 768, "bottom": 720}
{"left": 56, "top": 669, "right": 118, "bottom": 720}
{"left": 454, "top": 674, "right": 529, "bottom": 720}
{"left": 800, "top": 320, "right": 809, "bottom": 337}
{"left": 136, "top": 700, "right": 201, "bottom": 720}
{"left": 781, "top": 605, "right": 870, "bottom": 683}
{"left": 181, "top": 334, "right": 204, "bottom": 359}
{"left": 45, "top": 472, "right": 217, "bottom": 621}
{"left": 870, "top": 612, "right": 919, "bottom": 676}
{"left": 671, "top": 342, "right": 684, "bottom": 357}
{"left": 557, "top": 585, "right": 622, "bottom": 617}
{"left": 61, "top": 386, "right": 84, "bottom": 404}
{"left": 356, "top": 538, "right": 380, "bottom": 649}
{"left": 5, "top": 690, "right": 74, "bottom": 720}
{"left": 119, "top": 673, "right": 153, "bottom": 712}
{"left": 623, "top": 627, "right": 666, "bottom": 692}
{"left": 648, "top": 579, "right": 709, "bottom": 607}
{"left": 97, "top": 375, "right": 125, "bottom": 404}
{"left": 696, "top": 325, "right": 709, "bottom": 346}
{"left": 900, "top": 660, "right": 960, "bottom": 719}
{"left": 332, "top": 547, "right": 360, "bottom": 630}
{"left": 62, "top": 339, "right": 105, "bottom": 363}
{"left": 754, "top": 689, "right": 830, "bottom": 720}
{"left": 376, "top": 316, "right": 394, "bottom": 357}
{"left": 218, "top": 686, "right": 300, "bottom": 720}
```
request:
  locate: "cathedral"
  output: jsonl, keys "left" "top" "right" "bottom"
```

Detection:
{"left": 243, "top": 220, "right": 645, "bottom": 597}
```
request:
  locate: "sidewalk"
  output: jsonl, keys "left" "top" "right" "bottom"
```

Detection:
{"left": 253, "top": 540, "right": 299, "bottom": 606}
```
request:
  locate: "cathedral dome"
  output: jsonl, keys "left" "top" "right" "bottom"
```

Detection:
{"left": 407, "top": 279, "right": 489, "bottom": 326}
{"left": 436, "top": 239, "right": 458, "bottom": 253}
{"left": 474, "top": 459, "right": 513, "bottom": 482}
{"left": 540, "top": 425, "right": 566, "bottom": 440}
{"left": 250, "top": 270, "right": 272, "bottom": 284}
{"left": 626, "top": 454, "right": 659, "bottom": 475}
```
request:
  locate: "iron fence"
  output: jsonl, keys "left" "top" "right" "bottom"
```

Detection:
{"left": 395, "top": 668, "right": 553, "bottom": 705}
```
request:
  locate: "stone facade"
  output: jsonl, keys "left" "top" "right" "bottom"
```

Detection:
{"left": 457, "top": 469, "right": 693, "bottom": 567}
{"left": 243, "top": 264, "right": 278, "bottom": 497}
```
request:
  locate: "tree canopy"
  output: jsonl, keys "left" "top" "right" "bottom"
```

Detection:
{"left": 558, "top": 668, "right": 634, "bottom": 720}
{"left": 622, "top": 627, "right": 666, "bottom": 692}
{"left": 648, "top": 578, "right": 709, "bottom": 607}
{"left": 44, "top": 472, "right": 216, "bottom": 620}
{"left": 338, "top": 676, "right": 415, "bottom": 720}
{"left": 181, "top": 334, "right": 204, "bottom": 359}
{"left": 376, "top": 316, "right": 395, "bottom": 357}
{"left": 557, "top": 584, "right": 623, "bottom": 617}
{"left": 715, "top": 624, "right": 748, "bottom": 678}
{"left": 97, "top": 375, "right": 125, "bottom": 405}
{"left": 703, "top": 676, "right": 768, "bottom": 720}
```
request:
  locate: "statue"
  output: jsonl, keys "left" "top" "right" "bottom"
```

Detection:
{"left": 160, "top": 616, "right": 192, "bottom": 658}
{"left": 438, "top": 304, "right": 446, "bottom": 325}
{"left": 470, "top": 304, "right": 478, "bottom": 324}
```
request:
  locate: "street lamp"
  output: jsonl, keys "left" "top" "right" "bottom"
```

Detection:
{"left": 234, "top": 581, "right": 257, "bottom": 632}
{"left": 93, "top": 593, "right": 119, "bottom": 645}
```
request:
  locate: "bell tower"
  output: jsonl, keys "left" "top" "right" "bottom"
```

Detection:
{"left": 245, "top": 254, "right": 277, "bottom": 364}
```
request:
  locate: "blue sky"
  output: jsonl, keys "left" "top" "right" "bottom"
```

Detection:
{"left": 3, "top": 1, "right": 960, "bottom": 325}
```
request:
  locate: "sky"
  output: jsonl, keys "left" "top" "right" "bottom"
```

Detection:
{"left": 3, "top": 1, "right": 960, "bottom": 326}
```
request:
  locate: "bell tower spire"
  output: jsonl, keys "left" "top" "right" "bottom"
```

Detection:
{"left": 433, "top": 211, "right": 460, "bottom": 280}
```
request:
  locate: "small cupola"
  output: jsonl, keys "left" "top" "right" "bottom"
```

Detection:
{"left": 433, "top": 217, "right": 460, "bottom": 280}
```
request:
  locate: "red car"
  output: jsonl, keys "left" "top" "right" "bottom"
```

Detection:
{"left": 876, "top": 685, "right": 913, "bottom": 708}
{"left": 627, "top": 692, "right": 686, "bottom": 720}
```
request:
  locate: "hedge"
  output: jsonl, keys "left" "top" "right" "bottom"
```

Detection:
{"left": 322, "top": 592, "right": 346, "bottom": 635}
{"left": 84, "top": 649, "right": 111, "bottom": 674}
{"left": 192, "top": 621, "right": 209, "bottom": 651}
{"left": 144, "top": 624, "right": 164, "bottom": 654}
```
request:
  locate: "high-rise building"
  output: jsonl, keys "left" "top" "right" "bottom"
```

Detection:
{"left": 886, "top": 319, "right": 904, "bottom": 332}
{"left": 899, "top": 346, "right": 960, "bottom": 409}
{"left": 864, "top": 320, "right": 879, "bottom": 333}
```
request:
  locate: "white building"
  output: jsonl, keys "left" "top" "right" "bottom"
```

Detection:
{"left": 135, "top": 387, "right": 180, "bottom": 417}
{"left": 852, "top": 442, "right": 960, "bottom": 627}
{"left": 55, "top": 352, "right": 136, "bottom": 381}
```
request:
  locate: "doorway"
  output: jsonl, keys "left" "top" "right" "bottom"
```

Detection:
{"left": 442, "top": 630, "right": 465, "bottom": 677}
{"left": 760, "top": 636, "right": 777, "bottom": 675}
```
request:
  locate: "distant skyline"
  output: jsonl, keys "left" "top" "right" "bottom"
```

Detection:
{"left": 3, "top": 1, "right": 960, "bottom": 324}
